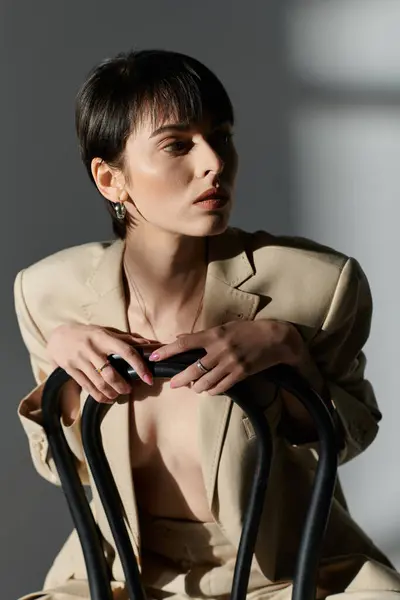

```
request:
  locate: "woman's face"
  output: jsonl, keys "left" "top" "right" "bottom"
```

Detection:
{"left": 121, "top": 114, "right": 238, "bottom": 238}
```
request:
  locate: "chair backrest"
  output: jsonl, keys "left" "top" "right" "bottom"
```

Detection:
{"left": 42, "top": 351, "right": 338, "bottom": 600}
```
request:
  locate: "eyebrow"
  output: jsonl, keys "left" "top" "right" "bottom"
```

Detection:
{"left": 149, "top": 123, "right": 191, "bottom": 138}
{"left": 149, "top": 120, "right": 232, "bottom": 139}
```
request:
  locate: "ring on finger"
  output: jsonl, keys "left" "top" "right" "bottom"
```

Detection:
{"left": 95, "top": 360, "right": 111, "bottom": 375}
{"left": 196, "top": 359, "right": 211, "bottom": 375}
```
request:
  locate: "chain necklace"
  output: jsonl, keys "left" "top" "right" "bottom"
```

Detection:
{"left": 123, "top": 260, "right": 206, "bottom": 342}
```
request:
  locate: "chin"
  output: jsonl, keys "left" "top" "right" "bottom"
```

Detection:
{"left": 191, "top": 217, "right": 231, "bottom": 238}
{"left": 207, "top": 221, "right": 230, "bottom": 236}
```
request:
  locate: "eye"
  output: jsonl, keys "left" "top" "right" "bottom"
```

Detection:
{"left": 209, "top": 130, "right": 234, "bottom": 147}
{"left": 221, "top": 131, "right": 234, "bottom": 143}
{"left": 163, "top": 140, "right": 192, "bottom": 154}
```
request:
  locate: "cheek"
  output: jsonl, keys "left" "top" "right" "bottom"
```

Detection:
{"left": 131, "top": 157, "right": 191, "bottom": 194}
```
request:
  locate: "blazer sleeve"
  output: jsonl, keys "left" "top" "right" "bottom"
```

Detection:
{"left": 281, "top": 257, "right": 381, "bottom": 465}
{"left": 14, "top": 269, "right": 89, "bottom": 485}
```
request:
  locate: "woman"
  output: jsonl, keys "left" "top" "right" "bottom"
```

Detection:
{"left": 15, "top": 49, "right": 400, "bottom": 599}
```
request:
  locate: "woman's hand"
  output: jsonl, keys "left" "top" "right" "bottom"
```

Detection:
{"left": 47, "top": 323, "right": 155, "bottom": 404}
{"left": 148, "top": 319, "right": 305, "bottom": 395}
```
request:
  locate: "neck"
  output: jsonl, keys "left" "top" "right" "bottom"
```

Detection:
{"left": 123, "top": 228, "right": 208, "bottom": 321}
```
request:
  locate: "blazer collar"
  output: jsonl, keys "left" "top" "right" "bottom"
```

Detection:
{"left": 81, "top": 227, "right": 260, "bottom": 341}
{"left": 80, "top": 227, "right": 261, "bottom": 552}
{"left": 85, "top": 227, "right": 255, "bottom": 296}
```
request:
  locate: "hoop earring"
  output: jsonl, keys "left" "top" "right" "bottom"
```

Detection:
{"left": 113, "top": 202, "right": 127, "bottom": 221}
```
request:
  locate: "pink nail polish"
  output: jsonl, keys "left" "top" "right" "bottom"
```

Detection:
{"left": 149, "top": 352, "right": 160, "bottom": 361}
{"left": 143, "top": 374, "right": 153, "bottom": 386}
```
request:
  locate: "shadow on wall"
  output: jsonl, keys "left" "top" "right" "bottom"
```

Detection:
{"left": 284, "top": 0, "right": 400, "bottom": 569}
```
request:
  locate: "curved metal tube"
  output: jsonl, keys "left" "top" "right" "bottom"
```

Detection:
{"left": 261, "top": 364, "right": 338, "bottom": 600}
{"left": 41, "top": 367, "right": 113, "bottom": 600}
{"left": 42, "top": 349, "right": 338, "bottom": 600}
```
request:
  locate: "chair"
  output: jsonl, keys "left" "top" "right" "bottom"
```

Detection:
{"left": 41, "top": 348, "right": 338, "bottom": 600}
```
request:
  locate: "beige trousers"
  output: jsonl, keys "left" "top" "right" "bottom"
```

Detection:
{"left": 18, "top": 514, "right": 400, "bottom": 600}
{"left": 138, "top": 513, "right": 400, "bottom": 600}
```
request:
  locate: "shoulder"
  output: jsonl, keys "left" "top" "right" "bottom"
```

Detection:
{"left": 14, "top": 239, "right": 121, "bottom": 328}
{"left": 18, "top": 239, "right": 117, "bottom": 289}
{"left": 234, "top": 227, "right": 348, "bottom": 271}
{"left": 232, "top": 226, "right": 361, "bottom": 284}
{"left": 229, "top": 227, "right": 369, "bottom": 326}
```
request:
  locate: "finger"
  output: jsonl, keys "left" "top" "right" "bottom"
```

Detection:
{"left": 117, "top": 332, "right": 154, "bottom": 345}
{"left": 72, "top": 350, "right": 125, "bottom": 401}
{"left": 206, "top": 371, "right": 246, "bottom": 396}
{"left": 89, "top": 354, "right": 132, "bottom": 396}
{"left": 67, "top": 368, "right": 115, "bottom": 404}
{"left": 112, "top": 341, "right": 154, "bottom": 385}
{"left": 190, "top": 365, "right": 228, "bottom": 394}
{"left": 149, "top": 332, "right": 205, "bottom": 362}
{"left": 170, "top": 356, "right": 217, "bottom": 389}
{"left": 84, "top": 361, "right": 123, "bottom": 401}
{"left": 100, "top": 364, "right": 132, "bottom": 395}
{"left": 104, "top": 328, "right": 154, "bottom": 347}
{"left": 106, "top": 327, "right": 151, "bottom": 341}
{"left": 169, "top": 366, "right": 195, "bottom": 389}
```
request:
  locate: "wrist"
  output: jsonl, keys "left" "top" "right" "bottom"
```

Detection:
{"left": 271, "top": 321, "right": 306, "bottom": 368}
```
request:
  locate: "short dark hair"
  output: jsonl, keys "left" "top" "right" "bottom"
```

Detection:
{"left": 75, "top": 49, "right": 235, "bottom": 239}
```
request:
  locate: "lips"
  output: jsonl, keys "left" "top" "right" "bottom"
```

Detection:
{"left": 194, "top": 187, "right": 229, "bottom": 203}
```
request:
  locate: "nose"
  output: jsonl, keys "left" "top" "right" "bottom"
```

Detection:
{"left": 194, "top": 136, "right": 225, "bottom": 179}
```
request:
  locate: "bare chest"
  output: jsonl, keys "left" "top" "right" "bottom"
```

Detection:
{"left": 127, "top": 313, "right": 211, "bottom": 520}
{"left": 129, "top": 378, "right": 202, "bottom": 469}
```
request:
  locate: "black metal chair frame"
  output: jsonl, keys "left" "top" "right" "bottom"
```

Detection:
{"left": 41, "top": 348, "right": 338, "bottom": 600}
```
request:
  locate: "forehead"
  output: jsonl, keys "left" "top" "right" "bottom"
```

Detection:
{"left": 131, "top": 94, "right": 232, "bottom": 136}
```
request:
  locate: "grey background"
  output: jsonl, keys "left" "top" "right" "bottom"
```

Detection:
{"left": 2, "top": 1, "right": 399, "bottom": 598}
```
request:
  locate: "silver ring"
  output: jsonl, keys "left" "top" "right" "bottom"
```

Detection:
{"left": 196, "top": 359, "right": 210, "bottom": 374}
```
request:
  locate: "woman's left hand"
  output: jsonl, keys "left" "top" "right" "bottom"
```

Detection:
{"left": 148, "top": 319, "right": 306, "bottom": 395}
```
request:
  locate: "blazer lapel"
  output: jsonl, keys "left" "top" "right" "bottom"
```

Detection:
{"left": 198, "top": 229, "right": 262, "bottom": 521}
{"left": 201, "top": 230, "right": 283, "bottom": 578}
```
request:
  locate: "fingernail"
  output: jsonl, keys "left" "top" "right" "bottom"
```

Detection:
{"left": 143, "top": 374, "right": 153, "bottom": 386}
{"left": 149, "top": 352, "right": 160, "bottom": 361}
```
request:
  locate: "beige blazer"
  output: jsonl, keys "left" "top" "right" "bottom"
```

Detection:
{"left": 15, "top": 227, "right": 393, "bottom": 597}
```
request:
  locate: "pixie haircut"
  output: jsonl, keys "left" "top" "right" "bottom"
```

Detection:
{"left": 75, "top": 49, "right": 235, "bottom": 239}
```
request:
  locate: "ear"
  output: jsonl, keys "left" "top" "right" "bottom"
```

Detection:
{"left": 91, "top": 158, "right": 127, "bottom": 204}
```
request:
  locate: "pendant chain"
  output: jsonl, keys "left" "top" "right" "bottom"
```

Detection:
{"left": 124, "top": 261, "right": 205, "bottom": 342}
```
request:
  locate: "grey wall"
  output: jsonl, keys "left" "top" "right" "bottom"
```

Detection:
{"left": 2, "top": 1, "right": 399, "bottom": 598}
{"left": 286, "top": 0, "right": 400, "bottom": 568}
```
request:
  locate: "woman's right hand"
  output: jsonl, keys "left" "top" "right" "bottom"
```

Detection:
{"left": 47, "top": 323, "right": 155, "bottom": 404}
